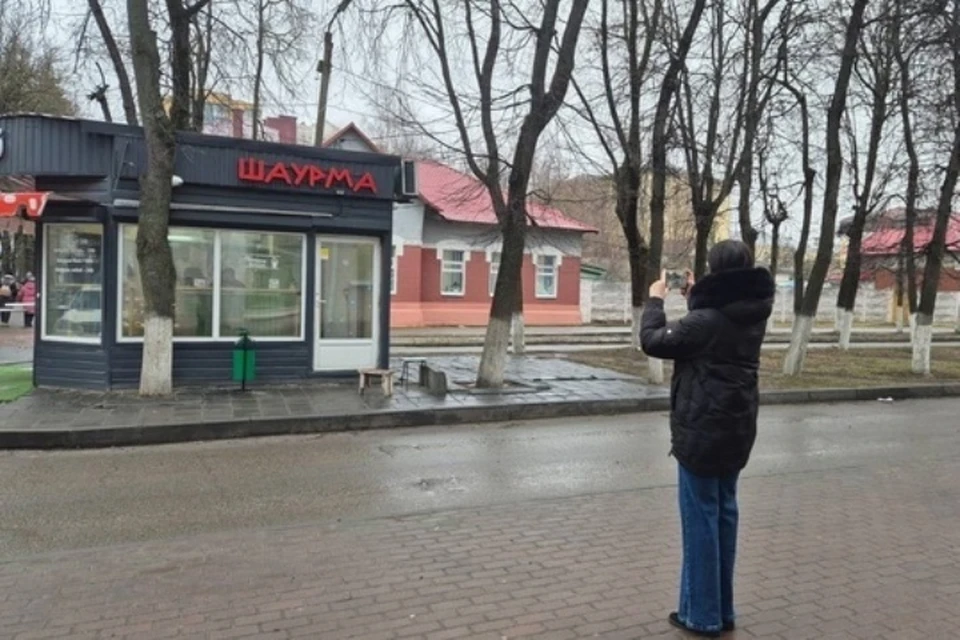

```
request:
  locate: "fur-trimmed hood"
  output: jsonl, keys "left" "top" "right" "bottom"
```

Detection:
{"left": 688, "top": 267, "right": 775, "bottom": 326}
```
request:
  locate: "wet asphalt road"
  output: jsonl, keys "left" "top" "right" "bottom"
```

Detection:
{"left": 2, "top": 397, "right": 959, "bottom": 560}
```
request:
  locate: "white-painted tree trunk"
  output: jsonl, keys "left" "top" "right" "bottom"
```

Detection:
{"left": 631, "top": 306, "right": 642, "bottom": 350}
{"left": 837, "top": 309, "right": 854, "bottom": 351}
{"left": 783, "top": 314, "right": 814, "bottom": 375}
{"left": 139, "top": 315, "right": 173, "bottom": 396}
{"left": 509, "top": 312, "right": 525, "bottom": 355}
{"left": 647, "top": 357, "right": 665, "bottom": 384}
{"left": 912, "top": 317, "right": 933, "bottom": 375}
{"left": 478, "top": 315, "right": 511, "bottom": 386}
{"left": 909, "top": 312, "right": 917, "bottom": 344}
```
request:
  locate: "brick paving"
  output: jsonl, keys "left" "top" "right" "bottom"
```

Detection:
{"left": 2, "top": 454, "right": 958, "bottom": 639}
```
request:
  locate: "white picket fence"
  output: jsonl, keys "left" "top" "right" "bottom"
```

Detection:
{"left": 580, "top": 280, "right": 960, "bottom": 327}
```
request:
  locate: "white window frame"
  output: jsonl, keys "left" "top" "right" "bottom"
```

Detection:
{"left": 438, "top": 247, "right": 468, "bottom": 297}
{"left": 534, "top": 253, "right": 562, "bottom": 299}
{"left": 488, "top": 251, "right": 501, "bottom": 297}
{"left": 116, "top": 225, "right": 307, "bottom": 343}
{"left": 41, "top": 223, "right": 105, "bottom": 344}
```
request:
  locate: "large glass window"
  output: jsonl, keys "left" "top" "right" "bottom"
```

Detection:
{"left": 440, "top": 249, "right": 465, "bottom": 296}
{"left": 488, "top": 251, "right": 500, "bottom": 297}
{"left": 319, "top": 241, "right": 375, "bottom": 339}
{"left": 535, "top": 254, "right": 558, "bottom": 298}
{"left": 43, "top": 224, "right": 103, "bottom": 340}
{"left": 120, "top": 226, "right": 215, "bottom": 338}
{"left": 118, "top": 225, "right": 304, "bottom": 341}
{"left": 220, "top": 231, "right": 304, "bottom": 338}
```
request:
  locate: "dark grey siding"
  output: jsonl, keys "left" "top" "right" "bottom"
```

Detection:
{"left": 109, "top": 342, "right": 312, "bottom": 388}
{"left": 0, "top": 117, "right": 112, "bottom": 177}
{"left": 34, "top": 341, "right": 109, "bottom": 389}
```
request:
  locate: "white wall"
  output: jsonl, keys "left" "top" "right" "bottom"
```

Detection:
{"left": 580, "top": 280, "right": 960, "bottom": 327}
{"left": 393, "top": 202, "right": 425, "bottom": 246}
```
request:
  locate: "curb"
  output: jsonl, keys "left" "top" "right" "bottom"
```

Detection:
{"left": 3, "top": 383, "right": 960, "bottom": 450}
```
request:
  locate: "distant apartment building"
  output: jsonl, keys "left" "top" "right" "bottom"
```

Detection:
{"left": 186, "top": 92, "right": 338, "bottom": 145}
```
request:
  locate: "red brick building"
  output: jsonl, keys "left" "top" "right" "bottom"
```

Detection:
{"left": 390, "top": 161, "right": 595, "bottom": 328}
{"left": 861, "top": 209, "right": 960, "bottom": 292}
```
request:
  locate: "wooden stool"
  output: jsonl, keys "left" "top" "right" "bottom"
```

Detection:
{"left": 358, "top": 368, "right": 394, "bottom": 396}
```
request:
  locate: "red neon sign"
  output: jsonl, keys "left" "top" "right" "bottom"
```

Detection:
{"left": 237, "top": 158, "right": 378, "bottom": 194}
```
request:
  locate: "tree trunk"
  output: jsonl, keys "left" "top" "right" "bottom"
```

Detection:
{"left": 769, "top": 222, "right": 780, "bottom": 278}
{"left": 88, "top": 0, "right": 138, "bottom": 125}
{"left": 913, "top": 122, "right": 960, "bottom": 374}
{"left": 128, "top": 0, "right": 179, "bottom": 395}
{"left": 190, "top": 2, "right": 213, "bottom": 132}
{"left": 619, "top": 173, "right": 648, "bottom": 351}
{"left": 510, "top": 272, "right": 525, "bottom": 355}
{"left": 783, "top": 0, "right": 868, "bottom": 375}
{"left": 693, "top": 213, "right": 711, "bottom": 279}
{"left": 164, "top": 0, "right": 197, "bottom": 131}
{"left": 252, "top": 0, "right": 266, "bottom": 140}
{"left": 836, "top": 224, "right": 865, "bottom": 350}
{"left": 478, "top": 216, "right": 524, "bottom": 387}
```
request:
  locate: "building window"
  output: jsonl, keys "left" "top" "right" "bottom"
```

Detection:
{"left": 440, "top": 249, "right": 466, "bottom": 296}
{"left": 488, "top": 251, "right": 500, "bottom": 297}
{"left": 43, "top": 224, "right": 104, "bottom": 341}
{"left": 535, "top": 254, "right": 558, "bottom": 298}
{"left": 118, "top": 225, "right": 305, "bottom": 341}
{"left": 120, "top": 226, "right": 215, "bottom": 338}
{"left": 220, "top": 231, "right": 304, "bottom": 338}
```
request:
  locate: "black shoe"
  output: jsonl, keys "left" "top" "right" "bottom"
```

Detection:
{"left": 668, "top": 612, "right": 721, "bottom": 637}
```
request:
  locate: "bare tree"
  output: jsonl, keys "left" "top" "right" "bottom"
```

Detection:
{"left": 86, "top": 0, "right": 139, "bottom": 125}
{"left": 736, "top": 0, "right": 787, "bottom": 254}
{"left": 673, "top": 0, "right": 783, "bottom": 277}
{"left": 0, "top": 6, "right": 76, "bottom": 116}
{"left": 127, "top": 0, "right": 210, "bottom": 395}
{"left": 645, "top": 0, "right": 708, "bottom": 383}
{"left": 569, "top": 0, "right": 664, "bottom": 350}
{"left": 757, "top": 119, "right": 789, "bottom": 278}
{"left": 913, "top": 0, "right": 960, "bottom": 374}
{"left": 835, "top": 2, "right": 898, "bottom": 350}
{"left": 892, "top": 0, "right": 922, "bottom": 331}
{"left": 783, "top": 0, "right": 870, "bottom": 376}
{"left": 344, "top": 0, "right": 589, "bottom": 387}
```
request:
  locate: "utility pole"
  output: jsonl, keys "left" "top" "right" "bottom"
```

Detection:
{"left": 314, "top": 32, "right": 333, "bottom": 147}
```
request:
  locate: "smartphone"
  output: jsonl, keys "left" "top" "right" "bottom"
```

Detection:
{"left": 666, "top": 270, "right": 687, "bottom": 290}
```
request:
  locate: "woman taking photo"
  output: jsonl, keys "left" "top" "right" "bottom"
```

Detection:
{"left": 641, "top": 240, "right": 775, "bottom": 637}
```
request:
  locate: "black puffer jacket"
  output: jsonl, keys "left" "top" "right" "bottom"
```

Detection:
{"left": 640, "top": 268, "right": 775, "bottom": 477}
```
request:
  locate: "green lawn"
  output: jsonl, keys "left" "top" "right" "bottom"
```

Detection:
{"left": 0, "top": 364, "right": 33, "bottom": 403}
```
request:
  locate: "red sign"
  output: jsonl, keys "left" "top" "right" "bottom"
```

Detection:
{"left": 0, "top": 192, "right": 49, "bottom": 218}
{"left": 238, "top": 158, "right": 378, "bottom": 194}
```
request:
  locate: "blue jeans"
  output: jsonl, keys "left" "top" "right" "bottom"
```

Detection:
{"left": 677, "top": 463, "right": 739, "bottom": 633}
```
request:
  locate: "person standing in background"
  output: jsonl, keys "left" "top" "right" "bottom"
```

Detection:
{"left": 0, "top": 274, "right": 18, "bottom": 326}
{"left": 16, "top": 273, "right": 36, "bottom": 329}
{"left": 640, "top": 240, "right": 775, "bottom": 637}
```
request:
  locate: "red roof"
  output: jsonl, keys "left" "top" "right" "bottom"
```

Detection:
{"left": 416, "top": 161, "right": 596, "bottom": 233}
{"left": 862, "top": 214, "right": 960, "bottom": 255}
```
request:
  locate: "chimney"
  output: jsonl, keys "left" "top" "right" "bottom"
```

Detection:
{"left": 264, "top": 115, "right": 298, "bottom": 144}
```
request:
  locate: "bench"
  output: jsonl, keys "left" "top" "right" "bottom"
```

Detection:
{"left": 0, "top": 302, "right": 29, "bottom": 323}
{"left": 358, "top": 368, "right": 395, "bottom": 396}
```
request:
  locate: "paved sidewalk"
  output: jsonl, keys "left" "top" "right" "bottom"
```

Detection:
{"left": 4, "top": 353, "right": 960, "bottom": 449}
{"left": 0, "top": 357, "right": 662, "bottom": 447}
{"left": 2, "top": 453, "right": 958, "bottom": 639}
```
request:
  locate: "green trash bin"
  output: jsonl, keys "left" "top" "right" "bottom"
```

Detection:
{"left": 232, "top": 330, "right": 256, "bottom": 390}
